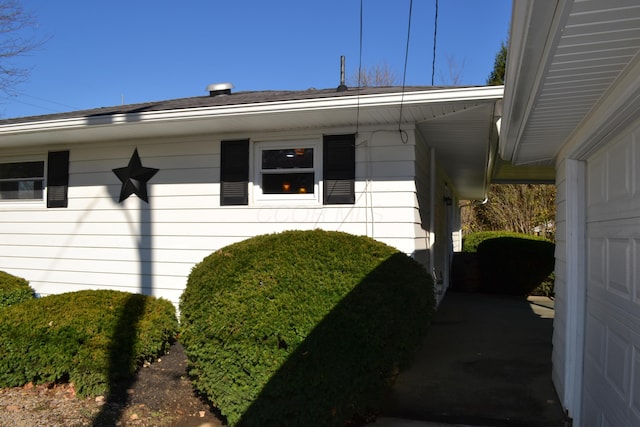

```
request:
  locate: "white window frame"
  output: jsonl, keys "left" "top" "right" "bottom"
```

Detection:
{"left": 0, "top": 155, "right": 46, "bottom": 205}
{"left": 253, "top": 139, "right": 321, "bottom": 204}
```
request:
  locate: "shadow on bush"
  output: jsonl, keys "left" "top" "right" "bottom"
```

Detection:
{"left": 91, "top": 294, "right": 147, "bottom": 426}
{"left": 238, "top": 253, "right": 431, "bottom": 426}
{"left": 180, "top": 230, "right": 435, "bottom": 426}
{"left": 477, "top": 237, "right": 555, "bottom": 296}
{"left": 0, "top": 289, "right": 177, "bottom": 423}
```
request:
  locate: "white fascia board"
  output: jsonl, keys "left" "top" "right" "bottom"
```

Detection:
{"left": 0, "top": 86, "right": 503, "bottom": 137}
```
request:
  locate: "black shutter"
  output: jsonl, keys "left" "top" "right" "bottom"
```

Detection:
{"left": 47, "top": 150, "right": 69, "bottom": 208}
{"left": 323, "top": 134, "right": 355, "bottom": 204}
{"left": 220, "top": 139, "right": 249, "bottom": 206}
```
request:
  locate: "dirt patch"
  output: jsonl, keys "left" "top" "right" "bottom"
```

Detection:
{"left": 0, "top": 343, "right": 225, "bottom": 427}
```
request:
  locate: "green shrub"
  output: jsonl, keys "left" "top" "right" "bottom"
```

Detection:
{"left": 180, "top": 229, "right": 435, "bottom": 426}
{"left": 0, "top": 271, "right": 35, "bottom": 308}
{"left": 530, "top": 272, "right": 555, "bottom": 297}
{"left": 477, "top": 236, "right": 555, "bottom": 295}
{"left": 462, "top": 231, "right": 550, "bottom": 253}
{"left": 0, "top": 290, "right": 178, "bottom": 397}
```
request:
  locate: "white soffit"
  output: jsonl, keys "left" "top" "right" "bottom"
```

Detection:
{"left": 501, "top": 0, "right": 640, "bottom": 166}
{"left": 418, "top": 102, "right": 499, "bottom": 200}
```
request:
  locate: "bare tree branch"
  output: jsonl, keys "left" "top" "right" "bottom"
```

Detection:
{"left": 437, "top": 54, "right": 466, "bottom": 85}
{"left": 348, "top": 61, "right": 398, "bottom": 87}
{"left": 0, "top": 0, "right": 42, "bottom": 95}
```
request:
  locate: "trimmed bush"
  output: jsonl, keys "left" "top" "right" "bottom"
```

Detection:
{"left": 180, "top": 229, "right": 435, "bottom": 426}
{"left": 0, "top": 290, "right": 178, "bottom": 397}
{"left": 477, "top": 236, "right": 555, "bottom": 295}
{"left": 0, "top": 271, "right": 35, "bottom": 308}
{"left": 462, "top": 231, "right": 549, "bottom": 253}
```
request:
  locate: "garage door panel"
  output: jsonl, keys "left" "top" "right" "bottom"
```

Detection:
{"left": 584, "top": 298, "right": 640, "bottom": 426}
{"left": 587, "top": 236, "right": 606, "bottom": 288}
{"left": 587, "top": 128, "right": 640, "bottom": 222}
{"left": 604, "top": 325, "right": 630, "bottom": 399}
{"left": 585, "top": 309, "right": 606, "bottom": 373}
{"left": 587, "top": 220, "right": 640, "bottom": 304}
{"left": 607, "top": 238, "right": 631, "bottom": 298}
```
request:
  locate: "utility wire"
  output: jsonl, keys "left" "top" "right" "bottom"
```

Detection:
{"left": 431, "top": 0, "right": 439, "bottom": 85}
{"left": 0, "top": 93, "right": 79, "bottom": 116}
{"left": 355, "top": 0, "right": 363, "bottom": 137}
{"left": 398, "top": 0, "right": 413, "bottom": 141}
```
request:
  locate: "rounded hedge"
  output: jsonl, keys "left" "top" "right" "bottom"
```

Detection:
{"left": 0, "top": 271, "right": 35, "bottom": 308}
{"left": 462, "top": 231, "right": 550, "bottom": 253}
{"left": 180, "top": 230, "right": 435, "bottom": 426}
{"left": 0, "top": 290, "right": 178, "bottom": 397}
{"left": 477, "top": 236, "right": 555, "bottom": 295}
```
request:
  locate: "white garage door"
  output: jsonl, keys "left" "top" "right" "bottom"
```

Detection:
{"left": 583, "top": 121, "right": 640, "bottom": 426}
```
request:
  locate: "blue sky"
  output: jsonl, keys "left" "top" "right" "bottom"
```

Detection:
{"left": 0, "top": 0, "right": 511, "bottom": 119}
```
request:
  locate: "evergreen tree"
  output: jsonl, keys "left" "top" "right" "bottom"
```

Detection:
{"left": 487, "top": 42, "right": 507, "bottom": 85}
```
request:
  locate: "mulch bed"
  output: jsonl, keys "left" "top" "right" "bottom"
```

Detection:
{"left": 0, "top": 343, "right": 225, "bottom": 427}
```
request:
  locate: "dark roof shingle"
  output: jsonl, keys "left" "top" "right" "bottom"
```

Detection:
{"left": 0, "top": 85, "right": 456, "bottom": 125}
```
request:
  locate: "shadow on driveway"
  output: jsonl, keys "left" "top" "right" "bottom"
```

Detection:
{"left": 376, "top": 292, "right": 568, "bottom": 427}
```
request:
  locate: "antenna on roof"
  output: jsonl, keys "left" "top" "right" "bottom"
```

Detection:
{"left": 337, "top": 56, "right": 348, "bottom": 92}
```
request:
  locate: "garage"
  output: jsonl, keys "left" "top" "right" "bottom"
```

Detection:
{"left": 582, "top": 119, "right": 640, "bottom": 425}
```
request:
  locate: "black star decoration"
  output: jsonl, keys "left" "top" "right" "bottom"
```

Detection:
{"left": 113, "top": 148, "right": 159, "bottom": 203}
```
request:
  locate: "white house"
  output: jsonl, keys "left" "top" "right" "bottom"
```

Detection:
{"left": 500, "top": 0, "right": 640, "bottom": 425}
{"left": 0, "top": 85, "right": 502, "bottom": 307}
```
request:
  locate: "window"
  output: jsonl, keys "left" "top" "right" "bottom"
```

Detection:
{"left": 0, "top": 159, "right": 45, "bottom": 201}
{"left": 255, "top": 141, "right": 319, "bottom": 202}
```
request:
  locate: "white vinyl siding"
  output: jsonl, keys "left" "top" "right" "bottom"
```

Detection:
{"left": 0, "top": 128, "right": 434, "bottom": 307}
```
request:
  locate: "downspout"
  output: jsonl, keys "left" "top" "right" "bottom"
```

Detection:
{"left": 429, "top": 146, "right": 439, "bottom": 300}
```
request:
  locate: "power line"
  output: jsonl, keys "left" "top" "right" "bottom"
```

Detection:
{"left": 355, "top": 0, "right": 363, "bottom": 136}
{"left": 0, "top": 92, "right": 79, "bottom": 116}
{"left": 431, "top": 0, "right": 439, "bottom": 85}
{"left": 398, "top": 0, "right": 413, "bottom": 142}
{"left": 20, "top": 93, "right": 78, "bottom": 110}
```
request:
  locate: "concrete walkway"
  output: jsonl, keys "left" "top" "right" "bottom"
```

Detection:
{"left": 370, "top": 292, "right": 568, "bottom": 427}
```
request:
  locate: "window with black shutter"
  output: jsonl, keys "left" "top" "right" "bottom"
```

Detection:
{"left": 47, "top": 151, "right": 69, "bottom": 208}
{"left": 220, "top": 139, "right": 249, "bottom": 206}
{"left": 323, "top": 134, "right": 355, "bottom": 204}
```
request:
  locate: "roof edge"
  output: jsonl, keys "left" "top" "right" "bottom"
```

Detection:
{"left": 0, "top": 86, "right": 503, "bottom": 136}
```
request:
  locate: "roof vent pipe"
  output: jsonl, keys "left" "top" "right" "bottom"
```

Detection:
{"left": 207, "top": 82, "right": 233, "bottom": 97}
{"left": 337, "top": 56, "right": 348, "bottom": 92}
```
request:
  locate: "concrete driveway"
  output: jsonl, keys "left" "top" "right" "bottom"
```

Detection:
{"left": 371, "top": 292, "right": 568, "bottom": 427}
